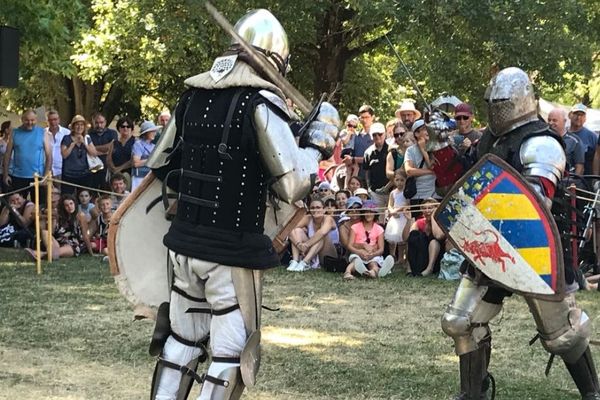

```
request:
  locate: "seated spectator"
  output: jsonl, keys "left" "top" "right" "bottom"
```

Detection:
{"left": 343, "top": 200, "right": 394, "bottom": 280}
{"left": 334, "top": 190, "right": 350, "bottom": 218}
{"left": 77, "top": 189, "right": 96, "bottom": 222}
{"left": 354, "top": 187, "right": 370, "bottom": 202}
{"left": 89, "top": 195, "right": 113, "bottom": 257}
{"left": 25, "top": 194, "right": 93, "bottom": 260}
{"left": 0, "top": 192, "right": 34, "bottom": 247}
{"left": 109, "top": 173, "right": 130, "bottom": 211}
{"left": 317, "top": 181, "right": 333, "bottom": 198}
{"left": 338, "top": 196, "right": 363, "bottom": 258}
{"left": 347, "top": 175, "right": 364, "bottom": 195}
{"left": 107, "top": 116, "right": 135, "bottom": 187}
{"left": 131, "top": 121, "right": 158, "bottom": 191}
{"left": 385, "top": 170, "right": 409, "bottom": 265}
{"left": 287, "top": 198, "right": 338, "bottom": 272}
{"left": 61, "top": 115, "right": 99, "bottom": 195}
{"left": 404, "top": 119, "right": 436, "bottom": 218}
{"left": 403, "top": 198, "right": 445, "bottom": 277}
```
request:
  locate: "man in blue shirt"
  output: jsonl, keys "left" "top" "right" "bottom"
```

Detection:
{"left": 342, "top": 104, "right": 374, "bottom": 181}
{"left": 568, "top": 103, "right": 597, "bottom": 175}
{"left": 2, "top": 110, "right": 52, "bottom": 201}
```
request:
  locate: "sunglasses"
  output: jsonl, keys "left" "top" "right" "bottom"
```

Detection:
{"left": 455, "top": 116, "right": 470, "bottom": 121}
{"left": 318, "top": 188, "right": 330, "bottom": 192}
{"left": 393, "top": 132, "right": 406, "bottom": 137}
{"left": 119, "top": 125, "right": 131, "bottom": 129}
{"left": 347, "top": 124, "right": 357, "bottom": 128}
{"left": 365, "top": 230, "right": 371, "bottom": 244}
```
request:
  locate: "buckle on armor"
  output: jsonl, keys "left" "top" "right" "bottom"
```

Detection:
{"left": 218, "top": 143, "right": 233, "bottom": 160}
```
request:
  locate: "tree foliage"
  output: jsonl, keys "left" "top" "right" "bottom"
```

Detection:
{"left": 0, "top": 0, "right": 599, "bottom": 125}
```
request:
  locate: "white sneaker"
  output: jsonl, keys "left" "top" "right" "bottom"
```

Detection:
{"left": 287, "top": 260, "right": 299, "bottom": 271}
{"left": 297, "top": 260, "right": 310, "bottom": 271}
{"left": 378, "top": 255, "right": 394, "bottom": 277}
{"left": 353, "top": 258, "right": 368, "bottom": 275}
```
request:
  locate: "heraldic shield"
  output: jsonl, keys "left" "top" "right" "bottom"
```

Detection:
{"left": 434, "top": 154, "right": 565, "bottom": 300}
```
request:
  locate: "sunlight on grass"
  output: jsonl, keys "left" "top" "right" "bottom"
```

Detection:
{"left": 263, "top": 326, "right": 363, "bottom": 350}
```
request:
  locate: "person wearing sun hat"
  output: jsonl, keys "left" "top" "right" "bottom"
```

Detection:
{"left": 60, "top": 114, "right": 99, "bottom": 195}
{"left": 395, "top": 99, "right": 422, "bottom": 130}
{"left": 131, "top": 121, "right": 158, "bottom": 191}
{"left": 342, "top": 199, "right": 394, "bottom": 280}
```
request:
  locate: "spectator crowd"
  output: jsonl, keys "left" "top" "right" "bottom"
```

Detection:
{"left": 1, "top": 100, "right": 599, "bottom": 288}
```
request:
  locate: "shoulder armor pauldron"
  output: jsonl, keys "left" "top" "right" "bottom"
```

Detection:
{"left": 258, "top": 90, "right": 294, "bottom": 120}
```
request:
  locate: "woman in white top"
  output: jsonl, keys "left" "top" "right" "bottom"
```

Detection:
{"left": 287, "top": 198, "right": 337, "bottom": 272}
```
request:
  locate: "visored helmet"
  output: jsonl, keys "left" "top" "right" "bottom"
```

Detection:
{"left": 233, "top": 9, "right": 290, "bottom": 75}
{"left": 484, "top": 67, "right": 538, "bottom": 136}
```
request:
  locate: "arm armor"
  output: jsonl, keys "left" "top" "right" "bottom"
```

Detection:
{"left": 298, "top": 102, "right": 339, "bottom": 159}
{"left": 254, "top": 103, "right": 320, "bottom": 204}
{"left": 519, "top": 135, "right": 566, "bottom": 202}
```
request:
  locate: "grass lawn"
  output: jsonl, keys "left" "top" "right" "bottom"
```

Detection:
{"left": 1, "top": 247, "right": 599, "bottom": 399}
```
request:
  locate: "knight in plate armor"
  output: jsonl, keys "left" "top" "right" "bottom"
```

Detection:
{"left": 146, "top": 9, "right": 339, "bottom": 399}
{"left": 441, "top": 67, "right": 600, "bottom": 400}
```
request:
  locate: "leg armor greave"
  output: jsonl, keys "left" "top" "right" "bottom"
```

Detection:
{"left": 525, "top": 294, "right": 591, "bottom": 363}
{"left": 441, "top": 277, "right": 503, "bottom": 356}
{"left": 526, "top": 294, "right": 600, "bottom": 398}
{"left": 151, "top": 284, "right": 212, "bottom": 400}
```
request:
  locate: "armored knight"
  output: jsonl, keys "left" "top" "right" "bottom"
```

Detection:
{"left": 146, "top": 9, "right": 338, "bottom": 399}
{"left": 441, "top": 67, "right": 600, "bottom": 399}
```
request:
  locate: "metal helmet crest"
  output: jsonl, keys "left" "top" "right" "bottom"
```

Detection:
{"left": 484, "top": 67, "right": 538, "bottom": 136}
{"left": 233, "top": 9, "right": 290, "bottom": 75}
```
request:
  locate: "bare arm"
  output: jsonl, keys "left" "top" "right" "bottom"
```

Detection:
{"left": 3, "top": 137, "right": 13, "bottom": 184}
{"left": 78, "top": 212, "right": 94, "bottom": 255}
{"left": 385, "top": 151, "right": 396, "bottom": 180}
{"left": 44, "top": 132, "right": 52, "bottom": 175}
{"left": 404, "top": 159, "right": 434, "bottom": 177}
{"left": 304, "top": 216, "right": 335, "bottom": 248}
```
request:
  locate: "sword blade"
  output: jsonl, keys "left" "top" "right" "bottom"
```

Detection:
{"left": 205, "top": 1, "right": 313, "bottom": 115}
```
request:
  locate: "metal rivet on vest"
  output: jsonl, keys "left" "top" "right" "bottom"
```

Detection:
{"left": 215, "top": 195, "right": 219, "bottom": 199}
{"left": 213, "top": 124, "right": 217, "bottom": 128}
{"left": 216, "top": 186, "right": 220, "bottom": 190}
{"left": 237, "top": 210, "right": 241, "bottom": 214}
{"left": 238, "top": 110, "right": 242, "bottom": 114}
{"left": 218, "top": 170, "right": 222, "bottom": 174}
{"left": 204, "top": 114, "right": 207, "bottom": 118}
{"left": 236, "top": 125, "right": 240, "bottom": 129}
{"left": 243, "top": 166, "right": 246, "bottom": 170}
{"left": 206, "top": 107, "right": 209, "bottom": 111}
{"left": 209, "top": 99, "right": 212, "bottom": 103}
{"left": 238, "top": 202, "right": 242, "bottom": 206}
{"left": 212, "top": 220, "right": 216, "bottom": 224}
{"left": 241, "top": 182, "right": 245, "bottom": 186}
{"left": 213, "top": 210, "right": 217, "bottom": 215}
{"left": 235, "top": 223, "right": 239, "bottom": 227}
{"left": 242, "top": 174, "right": 246, "bottom": 178}
{"left": 236, "top": 217, "right": 240, "bottom": 221}
{"left": 241, "top": 102, "right": 245, "bottom": 106}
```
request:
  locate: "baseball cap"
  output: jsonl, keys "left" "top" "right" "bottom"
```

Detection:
{"left": 318, "top": 181, "right": 331, "bottom": 191}
{"left": 370, "top": 122, "right": 386, "bottom": 135}
{"left": 346, "top": 196, "right": 363, "bottom": 208}
{"left": 354, "top": 188, "right": 370, "bottom": 198}
{"left": 454, "top": 103, "right": 473, "bottom": 117}
{"left": 570, "top": 103, "right": 587, "bottom": 114}
{"left": 412, "top": 119, "right": 427, "bottom": 133}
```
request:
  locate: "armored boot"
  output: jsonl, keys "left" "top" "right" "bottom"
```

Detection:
{"left": 564, "top": 346, "right": 600, "bottom": 400}
{"left": 454, "top": 341, "right": 494, "bottom": 400}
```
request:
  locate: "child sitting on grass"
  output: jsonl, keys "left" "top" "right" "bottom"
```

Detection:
{"left": 343, "top": 200, "right": 394, "bottom": 280}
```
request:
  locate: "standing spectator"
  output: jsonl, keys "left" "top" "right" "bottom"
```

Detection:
{"left": 343, "top": 105, "right": 374, "bottom": 182}
{"left": 340, "top": 114, "right": 360, "bottom": 186}
{"left": 109, "top": 173, "right": 130, "bottom": 211}
{"left": 0, "top": 121, "right": 10, "bottom": 193}
{"left": 385, "top": 170, "right": 409, "bottom": 266}
{"left": 451, "top": 103, "right": 481, "bottom": 156}
{"left": 568, "top": 103, "right": 596, "bottom": 174}
{"left": 404, "top": 119, "right": 436, "bottom": 217}
{"left": 363, "top": 122, "right": 390, "bottom": 207}
{"left": 343, "top": 200, "right": 394, "bottom": 279}
{"left": 2, "top": 110, "right": 52, "bottom": 201}
{"left": 385, "top": 121, "right": 412, "bottom": 182}
{"left": 88, "top": 112, "right": 117, "bottom": 190}
{"left": 46, "top": 110, "right": 70, "bottom": 181}
{"left": 548, "top": 107, "right": 584, "bottom": 175}
{"left": 107, "top": 116, "right": 135, "bottom": 186}
{"left": 61, "top": 115, "right": 99, "bottom": 195}
{"left": 287, "top": 198, "right": 338, "bottom": 272}
{"left": 131, "top": 121, "right": 157, "bottom": 191}
{"left": 25, "top": 193, "right": 93, "bottom": 260}
{"left": 154, "top": 111, "right": 171, "bottom": 144}
{"left": 395, "top": 99, "right": 421, "bottom": 130}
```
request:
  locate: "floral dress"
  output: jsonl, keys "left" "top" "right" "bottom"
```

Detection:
{"left": 54, "top": 218, "right": 85, "bottom": 256}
